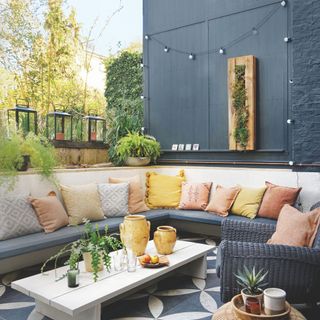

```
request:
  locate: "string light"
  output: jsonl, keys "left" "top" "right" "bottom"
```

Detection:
{"left": 288, "top": 161, "right": 294, "bottom": 166}
{"left": 145, "top": 4, "right": 283, "bottom": 59}
{"left": 287, "top": 119, "right": 294, "bottom": 124}
{"left": 140, "top": 95, "right": 147, "bottom": 100}
{"left": 289, "top": 79, "right": 293, "bottom": 84}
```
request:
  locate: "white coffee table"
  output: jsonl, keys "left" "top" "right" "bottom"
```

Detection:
{"left": 12, "top": 240, "right": 214, "bottom": 320}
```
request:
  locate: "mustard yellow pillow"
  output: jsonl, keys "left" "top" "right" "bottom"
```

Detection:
{"left": 146, "top": 170, "right": 185, "bottom": 208}
{"left": 231, "top": 186, "right": 267, "bottom": 219}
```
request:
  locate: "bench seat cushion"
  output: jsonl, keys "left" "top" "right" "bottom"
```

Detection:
{"left": 0, "top": 211, "right": 168, "bottom": 260}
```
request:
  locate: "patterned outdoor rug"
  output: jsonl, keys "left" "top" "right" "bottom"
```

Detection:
{"left": 0, "top": 237, "right": 318, "bottom": 320}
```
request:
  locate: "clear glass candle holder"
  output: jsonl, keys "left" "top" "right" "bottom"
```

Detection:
{"left": 113, "top": 249, "right": 125, "bottom": 271}
{"left": 126, "top": 248, "right": 137, "bottom": 272}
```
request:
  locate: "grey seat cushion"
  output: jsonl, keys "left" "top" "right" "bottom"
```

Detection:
{"left": 0, "top": 210, "right": 169, "bottom": 260}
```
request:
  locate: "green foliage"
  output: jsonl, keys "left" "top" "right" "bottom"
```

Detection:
{"left": 234, "top": 266, "right": 268, "bottom": 295}
{"left": 232, "top": 65, "right": 249, "bottom": 149}
{"left": 0, "top": 131, "right": 58, "bottom": 188}
{"left": 104, "top": 50, "right": 144, "bottom": 165}
{"left": 41, "top": 220, "right": 123, "bottom": 282}
{"left": 116, "top": 132, "right": 161, "bottom": 164}
{"left": 106, "top": 98, "right": 144, "bottom": 165}
{"left": 105, "top": 51, "right": 143, "bottom": 110}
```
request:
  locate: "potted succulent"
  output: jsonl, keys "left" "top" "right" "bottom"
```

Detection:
{"left": 116, "top": 132, "right": 161, "bottom": 166}
{"left": 41, "top": 220, "right": 122, "bottom": 282}
{"left": 0, "top": 130, "right": 57, "bottom": 189}
{"left": 235, "top": 266, "right": 268, "bottom": 315}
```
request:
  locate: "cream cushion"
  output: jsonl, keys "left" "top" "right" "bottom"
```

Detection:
{"left": 60, "top": 183, "right": 104, "bottom": 225}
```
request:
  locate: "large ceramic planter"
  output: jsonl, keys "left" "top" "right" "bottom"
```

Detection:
{"left": 120, "top": 215, "right": 150, "bottom": 256}
{"left": 241, "top": 288, "right": 263, "bottom": 315}
{"left": 154, "top": 226, "right": 177, "bottom": 255}
{"left": 125, "top": 157, "right": 150, "bottom": 167}
{"left": 83, "top": 252, "right": 104, "bottom": 272}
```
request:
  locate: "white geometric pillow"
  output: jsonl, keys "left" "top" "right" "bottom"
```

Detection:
{"left": 97, "top": 183, "right": 129, "bottom": 217}
{"left": 0, "top": 195, "right": 42, "bottom": 240}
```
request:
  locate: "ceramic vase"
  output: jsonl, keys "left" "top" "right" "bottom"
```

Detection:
{"left": 241, "top": 288, "right": 263, "bottom": 315}
{"left": 83, "top": 252, "right": 104, "bottom": 272}
{"left": 120, "top": 215, "right": 151, "bottom": 256}
{"left": 264, "top": 288, "right": 286, "bottom": 315}
{"left": 154, "top": 226, "right": 177, "bottom": 255}
{"left": 125, "top": 157, "right": 151, "bottom": 166}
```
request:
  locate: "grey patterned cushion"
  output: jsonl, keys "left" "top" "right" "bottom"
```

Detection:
{"left": 98, "top": 183, "right": 129, "bottom": 217}
{"left": 0, "top": 195, "right": 42, "bottom": 240}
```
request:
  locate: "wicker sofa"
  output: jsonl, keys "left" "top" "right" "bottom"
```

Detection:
{"left": 217, "top": 202, "right": 320, "bottom": 304}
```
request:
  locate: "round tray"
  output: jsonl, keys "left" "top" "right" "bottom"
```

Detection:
{"left": 231, "top": 294, "right": 291, "bottom": 320}
{"left": 138, "top": 255, "right": 169, "bottom": 268}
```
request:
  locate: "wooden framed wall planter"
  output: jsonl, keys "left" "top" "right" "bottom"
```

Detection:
{"left": 228, "top": 55, "right": 256, "bottom": 151}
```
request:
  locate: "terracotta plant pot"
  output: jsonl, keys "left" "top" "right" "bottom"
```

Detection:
{"left": 154, "top": 226, "right": 177, "bottom": 255}
{"left": 125, "top": 157, "right": 151, "bottom": 167}
{"left": 82, "top": 252, "right": 104, "bottom": 272}
{"left": 241, "top": 288, "right": 263, "bottom": 315}
{"left": 120, "top": 215, "right": 150, "bottom": 256}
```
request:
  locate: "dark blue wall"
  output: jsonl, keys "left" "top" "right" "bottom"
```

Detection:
{"left": 143, "top": 0, "right": 320, "bottom": 171}
{"left": 291, "top": 0, "right": 320, "bottom": 170}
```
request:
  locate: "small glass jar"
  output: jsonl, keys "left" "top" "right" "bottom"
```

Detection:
{"left": 67, "top": 269, "right": 79, "bottom": 288}
{"left": 126, "top": 248, "right": 137, "bottom": 272}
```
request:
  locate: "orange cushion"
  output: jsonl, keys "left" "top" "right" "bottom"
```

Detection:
{"left": 258, "top": 181, "right": 301, "bottom": 219}
{"left": 179, "top": 182, "right": 212, "bottom": 210}
{"left": 205, "top": 185, "right": 241, "bottom": 217}
{"left": 29, "top": 192, "right": 69, "bottom": 233}
{"left": 109, "top": 175, "right": 149, "bottom": 214}
{"left": 268, "top": 205, "right": 320, "bottom": 247}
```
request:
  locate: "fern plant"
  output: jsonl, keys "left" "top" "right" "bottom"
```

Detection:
{"left": 235, "top": 266, "right": 268, "bottom": 295}
{"left": 116, "top": 132, "right": 161, "bottom": 164}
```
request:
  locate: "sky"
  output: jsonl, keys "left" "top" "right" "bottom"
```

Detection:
{"left": 66, "top": 0, "right": 143, "bottom": 56}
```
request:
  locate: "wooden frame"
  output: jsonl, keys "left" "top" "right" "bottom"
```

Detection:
{"left": 228, "top": 55, "right": 256, "bottom": 151}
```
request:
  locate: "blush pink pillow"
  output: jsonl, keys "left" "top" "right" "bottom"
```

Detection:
{"left": 179, "top": 182, "right": 212, "bottom": 210}
{"left": 268, "top": 205, "right": 320, "bottom": 247}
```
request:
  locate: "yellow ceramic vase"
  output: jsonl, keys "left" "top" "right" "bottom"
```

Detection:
{"left": 120, "top": 215, "right": 151, "bottom": 256}
{"left": 153, "top": 226, "right": 177, "bottom": 255}
{"left": 82, "top": 252, "right": 104, "bottom": 272}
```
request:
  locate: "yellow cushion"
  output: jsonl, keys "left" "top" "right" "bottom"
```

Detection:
{"left": 146, "top": 170, "right": 185, "bottom": 208}
{"left": 231, "top": 186, "right": 267, "bottom": 219}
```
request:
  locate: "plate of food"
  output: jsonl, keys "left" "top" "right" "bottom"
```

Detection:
{"left": 139, "top": 254, "right": 169, "bottom": 268}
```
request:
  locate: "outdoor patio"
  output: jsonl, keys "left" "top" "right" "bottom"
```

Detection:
{"left": 0, "top": 0, "right": 320, "bottom": 319}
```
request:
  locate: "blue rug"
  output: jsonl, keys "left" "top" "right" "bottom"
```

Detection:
{"left": 0, "top": 237, "right": 221, "bottom": 320}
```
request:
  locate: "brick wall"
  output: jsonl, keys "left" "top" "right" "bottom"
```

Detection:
{"left": 292, "top": 0, "right": 320, "bottom": 168}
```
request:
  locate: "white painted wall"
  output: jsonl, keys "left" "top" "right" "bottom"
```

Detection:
{"left": 1, "top": 166, "right": 319, "bottom": 212}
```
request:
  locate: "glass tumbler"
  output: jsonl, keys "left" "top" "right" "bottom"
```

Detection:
{"left": 126, "top": 248, "right": 137, "bottom": 272}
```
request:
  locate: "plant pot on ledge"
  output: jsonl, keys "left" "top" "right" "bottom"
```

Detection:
{"left": 125, "top": 156, "right": 150, "bottom": 167}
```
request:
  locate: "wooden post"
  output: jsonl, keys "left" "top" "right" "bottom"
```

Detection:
{"left": 228, "top": 55, "right": 256, "bottom": 151}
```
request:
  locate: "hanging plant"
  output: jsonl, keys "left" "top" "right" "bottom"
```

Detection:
{"left": 232, "top": 65, "right": 249, "bottom": 149}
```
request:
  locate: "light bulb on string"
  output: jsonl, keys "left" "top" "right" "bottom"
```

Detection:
{"left": 188, "top": 53, "right": 195, "bottom": 60}
{"left": 164, "top": 46, "right": 170, "bottom": 53}
{"left": 281, "top": 1, "right": 287, "bottom": 7}
{"left": 219, "top": 48, "right": 225, "bottom": 55}
{"left": 144, "top": 35, "right": 149, "bottom": 40}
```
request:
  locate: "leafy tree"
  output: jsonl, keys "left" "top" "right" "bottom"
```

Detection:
{"left": 104, "top": 50, "right": 143, "bottom": 164}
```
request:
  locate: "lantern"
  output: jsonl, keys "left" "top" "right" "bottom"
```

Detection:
{"left": 83, "top": 115, "right": 106, "bottom": 142}
{"left": 7, "top": 100, "right": 37, "bottom": 135}
{"left": 46, "top": 109, "right": 72, "bottom": 141}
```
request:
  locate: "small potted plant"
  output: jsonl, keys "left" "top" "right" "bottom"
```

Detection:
{"left": 234, "top": 266, "right": 268, "bottom": 315}
{"left": 41, "top": 220, "right": 122, "bottom": 283}
{"left": 116, "top": 132, "right": 161, "bottom": 166}
{"left": 0, "top": 130, "right": 57, "bottom": 189}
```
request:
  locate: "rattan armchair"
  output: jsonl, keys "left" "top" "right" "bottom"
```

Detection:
{"left": 218, "top": 217, "right": 320, "bottom": 304}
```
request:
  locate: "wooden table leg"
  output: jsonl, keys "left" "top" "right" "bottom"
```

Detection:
{"left": 36, "top": 300, "right": 101, "bottom": 320}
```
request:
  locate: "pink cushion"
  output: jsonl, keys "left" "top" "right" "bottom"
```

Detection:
{"left": 179, "top": 182, "right": 212, "bottom": 210}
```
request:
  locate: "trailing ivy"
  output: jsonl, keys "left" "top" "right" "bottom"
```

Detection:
{"left": 104, "top": 51, "right": 144, "bottom": 164}
{"left": 232, "top": 65, "right": 249, "bottom": 149}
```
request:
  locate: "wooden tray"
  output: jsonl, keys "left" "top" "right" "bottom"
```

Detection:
{"left": 232, "top": 294, "right": 291, "bottom": 320}
{"left": 138, "top": 255, "right": 169, "bottom": 268}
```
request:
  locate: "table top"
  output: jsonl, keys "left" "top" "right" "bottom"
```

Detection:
{"left": 12, "top": 240, "right": 213, "bottom": 316}
{"left": 213, "top": 301, "right": 306, "bottom": 320}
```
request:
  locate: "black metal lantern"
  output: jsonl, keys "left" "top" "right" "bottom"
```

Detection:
{"left": 83, "top": 115, "right": 106, "bottom": 142}
{"left": 46, "top": 109, "right": 72, "bottom": 141}
{"left": 7, "top": 99, "right": 37, "bottom": 135}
